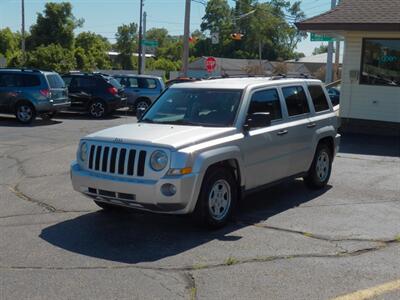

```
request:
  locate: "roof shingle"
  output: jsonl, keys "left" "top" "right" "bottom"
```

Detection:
{"left": 296, "top": 0, "right": 400, "bottom": 31}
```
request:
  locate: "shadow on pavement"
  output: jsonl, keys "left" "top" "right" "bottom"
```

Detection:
{"left": 53, "top": 111, "right": 126, "bottom": 121}
{"left": 0, "top": 115, "right": 62, "bottom": 127}
{"left": 40, "top": 179, "right": 330, "bottom": 264}
{"left": 339, "top": 133, "right": 400, "bottom": 157}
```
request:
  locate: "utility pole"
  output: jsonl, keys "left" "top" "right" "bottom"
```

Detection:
{"left": 325, "top": 0, "right": 336, "bottom": 84}
{"left": 182, "top": 0, "right": 191, "bottom": 77}
{"left": 138, "top": 0, "right": 144, "bottom": 74}
{"left": 141, "top": 12, "right": 147, "bottom": 75}
{"left": 21, "top": 0, "right": 26, "bottom": 64}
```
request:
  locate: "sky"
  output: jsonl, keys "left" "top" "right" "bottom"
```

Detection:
{"left": 0, "top": 0, "right": 333, "bottom": 56}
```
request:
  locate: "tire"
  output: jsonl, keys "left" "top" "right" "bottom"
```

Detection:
{"left": 94, "top": 200, "right": 120, "bottom": 211}
{"left": 134, "top": 99, "right": 150, "bottom": 113}
{"left": 194, "top": 166, "right": 238, "bottom": 229}
{"left": 15, "top": 102, "right": 36, "bottom": 124}
{"left": 88, "top": 100, "right": 107, "bottom": 118}
{"left": 304, "top": 143, "right": 332, "bottom": 189}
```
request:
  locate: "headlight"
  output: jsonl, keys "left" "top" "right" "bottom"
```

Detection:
{"left": 150, "top": 150, "right": 168, "bottom": 171}
{"left": 80, "top": 142, "right": 88, "bottom": 162}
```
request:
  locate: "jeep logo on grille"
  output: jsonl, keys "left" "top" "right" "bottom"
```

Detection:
{"left": 114, "top": 138, "right": 123, "bottom": 143}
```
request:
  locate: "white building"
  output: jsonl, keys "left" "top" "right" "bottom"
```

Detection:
{"left": 297, "top": 0, "right": 400, "bottom": 135}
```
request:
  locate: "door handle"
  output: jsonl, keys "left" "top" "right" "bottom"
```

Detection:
{"left": 307, "top": 123, "right": 316, "bottom": 128}
{"left": 277, "top": 130, "right": 288, "bottom": 136}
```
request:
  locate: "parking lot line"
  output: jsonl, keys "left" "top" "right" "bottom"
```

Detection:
{"left": 331, "top": 279, "right": 400, "bottom": 300}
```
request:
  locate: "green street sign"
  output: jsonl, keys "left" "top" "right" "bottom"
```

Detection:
{"left": 310, "top": 33, "right": 335, "bottom": 42}
{"left": 143, "top": 40, "right": 158, "bottom": 47}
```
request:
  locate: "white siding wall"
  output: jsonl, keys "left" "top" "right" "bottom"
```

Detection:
{"left": 340, "top": 31, "right": 400, "bottom": 123}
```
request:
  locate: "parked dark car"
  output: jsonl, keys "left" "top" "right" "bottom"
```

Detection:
{"left": 0, "top": 68, "right": 70, "bottom": 124}
{"left": 61, "top": 73, "right": 127, "bottom": 118}
{"left": 326, "top": 87, "right": 340, "bottom": 106}
{"left": 112, "top": 74, "right": 165, "bottom": 112}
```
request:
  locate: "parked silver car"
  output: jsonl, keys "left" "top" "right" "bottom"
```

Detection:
{"left": 71, "top": 76, "right": 340, "bottom": 228}
{"left": 112, "top": 74, "right": 165, "bottom": 112}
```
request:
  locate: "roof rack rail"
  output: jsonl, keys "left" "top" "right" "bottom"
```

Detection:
{"left": 0, "top": 67, "right": 41, "bottom": 73}
{"left": 271, "top": 73, "right": 315, "bottom": 80}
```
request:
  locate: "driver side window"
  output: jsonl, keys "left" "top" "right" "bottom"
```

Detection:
{"left": 248, "top": 88, "right": 282, "bottom": 121}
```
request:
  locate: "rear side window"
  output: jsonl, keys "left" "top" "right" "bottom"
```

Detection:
{"left": 308, "top": 85, "right": 330, "bottom": 112}
{"left": 139, "top": 78, "right": 157, "bottom": 89}
{"left": 248, "top": 89, "right": 282, "bottom": 121}
{"left": 0, "top": 73, "right": 20, "bottom": 87}
{"left": 74, "top": 77, "right": 97, "bottom": 88}
{"left": 116, "top": 77, "right": 138, "bottom": 88}
{"left": 22, "top": 75, "right": 41, "bottom": 87}
{"left": 46, "top": 74, "right": 65, "bottom": 88}
{"left": 282, "top": 86, "right": 310, "bottom": 117}
{"left": 62, "top": 76, "right": 72, "bottom": 86}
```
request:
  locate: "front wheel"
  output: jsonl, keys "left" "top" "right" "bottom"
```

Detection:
{"left": 89, "top": 100, "right": 107, "bottom": 118}
{"left": 304, "top": 143, "right": 332, "bottom": 189}
{"left": 194, "top": 167, "right": 237, "bottom": 229}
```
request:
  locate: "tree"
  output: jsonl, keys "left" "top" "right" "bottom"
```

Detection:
{"left": 115, "top": 23, "right": 138, "bottom": 70}
{"left": 75, "top": 32, "right": 111, "bottom": 70}
{"left": 145, "top": 28, "right": 169, "bottom": 48}
{"left": 312, "top": 44, "right": 330, "bottom": 55}
{"left": 0, "top": 28, "right": 20, "bottom": 60}
{"left": 27, "top": 2, "right": 83, "bottom": 50}
{"left": 27, "top": 44, "right": 76, "bottom": 73}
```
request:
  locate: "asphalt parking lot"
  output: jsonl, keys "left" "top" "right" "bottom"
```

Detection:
{"left": 0, "top": 112, "right": 399, "bottom": 300}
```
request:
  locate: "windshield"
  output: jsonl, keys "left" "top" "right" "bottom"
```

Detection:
{"left": 141, "top": 88, "right": 242, "bottom": 127}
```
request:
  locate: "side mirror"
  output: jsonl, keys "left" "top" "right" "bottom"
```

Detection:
{"left": 136, "top": 107, "right": 146, "bottom": 120}
{"left": 244, "top": 112, "right": 271, "bottom": 130}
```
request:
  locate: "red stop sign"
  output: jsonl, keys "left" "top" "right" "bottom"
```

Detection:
{"left": 205, "top": 57, "right": 217, "bottom": 73}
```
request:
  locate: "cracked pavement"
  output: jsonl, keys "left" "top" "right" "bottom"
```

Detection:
{"left": 0, "top": 112, "right": 399, "bottom": 300}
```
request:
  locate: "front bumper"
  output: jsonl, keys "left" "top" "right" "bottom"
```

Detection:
{"left": 70, "top": 161, "right": 201, "bottom": 214}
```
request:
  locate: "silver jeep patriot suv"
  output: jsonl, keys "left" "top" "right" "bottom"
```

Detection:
{"left": 71, "top": 77, "right": 340, "bottom": 228}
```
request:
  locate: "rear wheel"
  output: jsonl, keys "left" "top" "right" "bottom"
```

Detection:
{"left": 89, "top": 100, "right": 107, "bottom": 118}
{"left": 134, "top": 99, "right": 150, "bottom": 113}
{"left": 194, "top": 167, "right": 237, "bottom": 229}
{"left": 15, "top": 102, "right": 36, "bottom": 124}
{"left": 304, "top": 143, "right": 332, "bottom": 189}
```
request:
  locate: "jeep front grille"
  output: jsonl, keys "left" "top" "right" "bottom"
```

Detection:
{"left": 88, "top": 144, "right": 147, "bottom": 177}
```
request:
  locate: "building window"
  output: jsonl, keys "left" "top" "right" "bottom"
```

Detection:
{"left": 360, "top": 39, "right": 400, "bottom": 87}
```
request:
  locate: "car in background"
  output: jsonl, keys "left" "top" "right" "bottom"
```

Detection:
{"left": 165, "top": 77, "right": 199, "bottom": 88}
{"left": 112, "top": 74, "right": 165, "bottom": 112}
{"left": 61, "top": 72, "right": 127, "bottom": 118}
{"left": 0, "top": 68, "right": 70, "bottom": 124}
{"left": 326, "top": 86, "right": 340, "bottom": 106}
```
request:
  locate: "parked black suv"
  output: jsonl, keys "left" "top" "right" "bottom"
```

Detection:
{"left": 0, "top": 68, "right": 70, "bottom": 123}
{"left": 61, "top": 73, "right": 127, "bottom": 118}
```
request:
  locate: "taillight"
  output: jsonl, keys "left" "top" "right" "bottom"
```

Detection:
{"left": 40, "top": 89, "right": 50, "bottom": 97}
{"left": 107, "top": 87, "right": 118, "bottom": 95}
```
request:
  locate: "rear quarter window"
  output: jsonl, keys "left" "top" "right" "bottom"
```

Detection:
{"left": 282, "top": 86, "right": 310, "bottom": 117}
{"left": 308, "top": 85, "right": 330, "bottom": 112}
{"left": 46, "top": 74, "right": 65, "bottom": 88}
{"left": 139, "top": 78, "right": 157, "bottom": 89}
{"left": 22, "top": 74, "right": 41, "bottom": 87}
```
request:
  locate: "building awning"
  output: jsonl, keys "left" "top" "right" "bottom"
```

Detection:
{"left": 296, "top": 0, "right": 400, "bottom": 31}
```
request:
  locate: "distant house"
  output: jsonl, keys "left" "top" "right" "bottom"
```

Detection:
{"left": 184, "top": 57, "right": 310, "bottom": 78}
{"left": 296, "top": 0, "right": 400, "bottom": 135}
{"left": 286, "top": 53, "right": 343, "bottom": 75}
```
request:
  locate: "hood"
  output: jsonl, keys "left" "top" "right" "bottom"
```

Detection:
{"left": 85, "top": 123, "right": 238, "bottom": 150}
